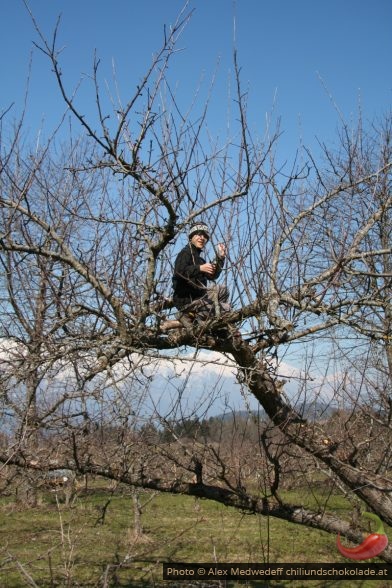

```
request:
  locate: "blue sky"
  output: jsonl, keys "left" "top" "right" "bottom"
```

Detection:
{"left": 2, "top": 0, "right": 389, "bottom": 416}
{"left": 1, "top": 0, "right": 391, "bottom": 161}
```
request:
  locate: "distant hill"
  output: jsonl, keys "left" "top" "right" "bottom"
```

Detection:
{"left": 213, "top": 400, "right": 335, "bottom": 423}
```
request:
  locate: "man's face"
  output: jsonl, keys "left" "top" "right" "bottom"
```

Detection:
{"left": 190, "top": 231, "right": 209, "bottom": 249}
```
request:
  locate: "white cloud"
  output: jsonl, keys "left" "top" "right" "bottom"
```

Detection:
{"left": 0, "top": 336, "right": 342, "bottom": 419}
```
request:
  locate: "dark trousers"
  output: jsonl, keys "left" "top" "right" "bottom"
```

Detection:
{"left": 177, "top": 285, "right": 230, "bottom": 319}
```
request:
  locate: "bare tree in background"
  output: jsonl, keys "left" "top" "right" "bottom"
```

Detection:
{"left": 0, "top": 7, "right": 391, "bottom": 558}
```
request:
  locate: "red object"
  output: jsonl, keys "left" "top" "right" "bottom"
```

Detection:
{"left": 336, "top": 512, "right": 389, "bottom": 561}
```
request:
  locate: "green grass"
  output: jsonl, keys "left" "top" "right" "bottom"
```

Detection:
{"left": 0, "top": 485, "right": 390, "bottom": 587}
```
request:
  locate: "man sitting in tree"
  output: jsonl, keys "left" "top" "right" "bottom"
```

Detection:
{"left": 172, "top": 222, "right": 231, "bottom": 327}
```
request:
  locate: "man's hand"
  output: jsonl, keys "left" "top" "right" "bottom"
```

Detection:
{"left": 216, "top": 243, "right": 227, "bottom": 258}
{"left": 200, "top": 263, "right": 216, "bottom": 276}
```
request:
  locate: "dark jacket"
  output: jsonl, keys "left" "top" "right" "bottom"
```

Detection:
{"left": 172, "top": 243, "right": 225, "bottom": 308}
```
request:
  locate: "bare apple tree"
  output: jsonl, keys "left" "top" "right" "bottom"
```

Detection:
{"left": 0, "top": 8, "right": 391, "bottom": 558}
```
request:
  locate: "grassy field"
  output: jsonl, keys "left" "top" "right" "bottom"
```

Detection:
{"left": 0, "top": 482, "right": 390, "bottom": 587}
